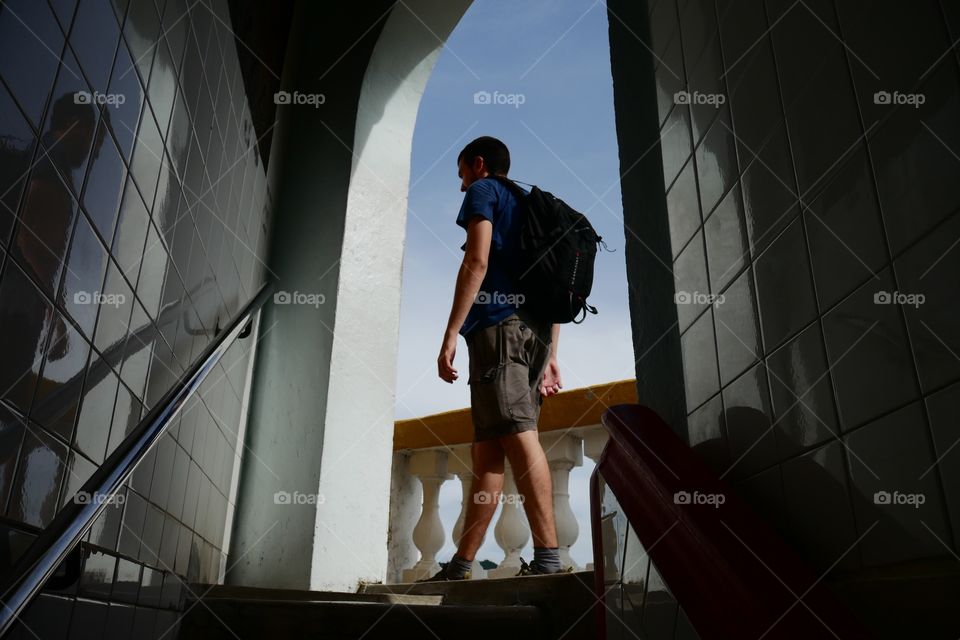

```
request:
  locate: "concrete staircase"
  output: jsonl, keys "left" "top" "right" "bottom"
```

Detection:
{"left": 179, "top": 570, "right": 597, "bottom": 639}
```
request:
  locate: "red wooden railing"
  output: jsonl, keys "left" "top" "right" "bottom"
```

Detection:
{"left": 589, "top": 404, "right": 874, "bottom": 639}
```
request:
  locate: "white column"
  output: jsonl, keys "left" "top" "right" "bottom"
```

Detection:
{"left": 401, "top": 450, "right": 452, "bottom": 582}
{"left": 541, "top": 430, "right": 584, "bottom": 570}
{"left": 487, "top": 461, "right": 529, "bottom": 578}
{"left": 582, "top": 426, "right": 616, "bottom": 577}
{"left": 447, "top": 443, "right": 486, "bottom": 579}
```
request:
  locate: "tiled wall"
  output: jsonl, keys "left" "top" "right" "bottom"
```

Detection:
{"left": 652, "top": 0, "right": 960, "bottom": 579}
{"left": 0, "top": 0, "right": 271, "bottom": 636}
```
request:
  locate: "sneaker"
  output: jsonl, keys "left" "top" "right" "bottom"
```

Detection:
{"left": 514, "top": 557, "right": 574, "bottom": 577}
{"left": 415, "top": 561, "right": 472, "bottom": 582}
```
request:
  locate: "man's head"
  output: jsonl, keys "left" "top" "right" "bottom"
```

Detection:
{"left": 457, "top": 136, "right": 510, "bottom": 192}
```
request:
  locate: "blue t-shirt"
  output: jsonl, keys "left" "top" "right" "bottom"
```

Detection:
{"left": 456, "top": 177, "right": 528, "bottom": 337}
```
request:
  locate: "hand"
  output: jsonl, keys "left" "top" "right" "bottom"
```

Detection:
{"left": 540, "top": 358, "right": 562, "bottom": 397}
{"left": 437, "top": 331, "right": 459, "bottom": 383}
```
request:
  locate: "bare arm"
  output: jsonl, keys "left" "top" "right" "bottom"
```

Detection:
{"left": 438, "top": 216, "right": 492, "bottom": 382}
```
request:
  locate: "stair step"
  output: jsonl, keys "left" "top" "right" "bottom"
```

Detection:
{"left": 178, "top": 598, "right": 548, "bottom": 639}
{"left": 360, "top": 570, "right": 597, "bottom": 640}
{"left": 189, "top": 583, "right": 443, "bottom": 606}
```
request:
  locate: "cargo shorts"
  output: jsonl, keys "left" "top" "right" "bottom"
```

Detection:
{"left": 465, "top": 310, "right": 553, "bottom": 442}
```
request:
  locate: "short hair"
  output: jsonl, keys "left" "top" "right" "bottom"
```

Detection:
{"left": 457, "top": 136, "right": 510, "bottom": 175}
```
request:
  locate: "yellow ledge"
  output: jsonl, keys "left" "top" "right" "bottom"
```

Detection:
{"left": 393, "top": 379, "right": 637, "bottom": 451}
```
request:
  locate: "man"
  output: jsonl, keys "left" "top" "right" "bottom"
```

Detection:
{"left": 421, "top": 136, "right": 568, "bottom": 581}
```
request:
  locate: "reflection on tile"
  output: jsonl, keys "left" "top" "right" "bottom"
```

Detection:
{"left": 741, "top": 124, "right": 798, "bottom": 257}
{"left": 686, "top": 392, "right": 728, "bottom": 473}
{"left": 74, "top": 364, "right": 119, "bottom": 463}
{"left": 895, "top": 210, "right": 960, "bottom": 393}
{"left": 112, "top": 176, "right": 150, "bottom": 288}
{"left": 58, "top": 448, "right": 95, "bottom": 511}
{"left": 79, "top": 546, "right": 117, "bottom": 599}
{"left": 766, "top": 322, "right": 837, "bottom": 457}
{"left": 7, "top": 422, "right": 68, "bottom": 527}
{"left": 805, "top": 146, "right": 887, "bottom": 310}
{"left": 0, "top": 261, "right": 53, "bottom": 413}
{"left": 0, "top": 0, "right": 64, "bottom": 127}
{"left": 661, "top": 103, "right": 693, "bottom": 187}
{"left": 69, "top": 0, "right": 122, "bottom": 94}
{"left": 40, "top": 48, "right": 99, "bottom": 199}
{"left": 822, "top": 270, "right": 918, "bottom": 430}
{"left": 88, "top": 487, "right": 123, "bottom": 550}
{"left": 104, "top": 39, "right": 145, "bottom": 161}
{"left": 128, "top": 106, "right": 164, "bottom": 212}
{"left": 681, "top": 308, "right": 719, "bottom": 412}
{"left": 61, "top": 211, "right": 110, "bottom": 338}
{"left": 117, "top": 488, "right": 146, "bottom": 558}
{"left": 0, "top": 406, "right": 27, "bottom": 514}
{"left": 870, "top": 59, "right": 960, "bottom": 256}
{"left": 112, "top": 557, "right": 141, "bottom": 603}
{"left": 667, "top": 159, "right": 701, "bottom": 258}
{"left": 82, "top": 122, "right": 127, "bottom": 243}
{"left": 723, "top": 362, "right": 776, "bottom": 478}
{"left": 754, "top": 217, "right": 816, "bottom": 351}
{"left": 0, "top": 80, "right": 37, "bottom": 246}
{"left": 33, "top": 299, "right": 90, "bottom": 441}
{"left": 694, "top": 105, "right": 736, "bottom": 217}
{"left": 704, "top": 181, "right": 747, "bottom": 292}
{"left": 713, "top": 266, "right": 760, "bottom": 386}
{"left": 674, "top": 229, "right": 709, "bottom": 332}
{"left": 92, "top": 258, "right": 135, "bottom": 354}
{"left": 845, "top": 402, "right": 949, "bottom": 566}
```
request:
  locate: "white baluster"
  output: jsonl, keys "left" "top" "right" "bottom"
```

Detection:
{"left": 447, "top": 443, "right": 486, "bottom": 579}
{"left": 582, "top": 426, "right": 616, "bottom": 578}
{"left": 401, "top": 450, "right": 452, "bottom": 582}
{"left": 487, "top": 461, "right": 529, "bottom": 578}
{"left": 541, "top": 430, "right": 583, "bottom": 570}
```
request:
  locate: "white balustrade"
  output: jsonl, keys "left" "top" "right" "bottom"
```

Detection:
{"left": 394, "top": 425, "right": 609, "bottom": 582}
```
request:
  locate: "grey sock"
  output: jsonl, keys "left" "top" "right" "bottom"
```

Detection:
{"left": 446, "top": 553, "right": 473, "bottom": 578}
{"left": 532, "top": 546, "right": 562, "bottom": 573}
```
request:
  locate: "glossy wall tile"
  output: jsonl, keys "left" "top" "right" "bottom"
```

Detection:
{"left": 0, "top": 0, "right": 271, "bottom": 636}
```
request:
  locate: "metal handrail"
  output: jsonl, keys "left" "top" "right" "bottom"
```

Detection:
{"left": 0, "top": 280, "right": 275, "bottom": 637}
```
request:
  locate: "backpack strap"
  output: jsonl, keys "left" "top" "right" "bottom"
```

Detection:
{"left": 487, "top": 174, "right": 532, "bottom": 198}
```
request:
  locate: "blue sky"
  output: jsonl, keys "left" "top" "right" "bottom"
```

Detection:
{"left": 396, "top": 0, "right": 631, "bottom": 568}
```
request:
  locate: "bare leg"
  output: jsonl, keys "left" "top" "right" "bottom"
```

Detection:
{"left": 455, "top": 439, "right": 505, "bottom": 561}
{"left": 500, "top": 430, "right": 558, "bottom": 547}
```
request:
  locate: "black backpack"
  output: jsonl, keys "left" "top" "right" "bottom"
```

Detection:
{"left": 489, "top": 175, "right": 612, "bottom": 324}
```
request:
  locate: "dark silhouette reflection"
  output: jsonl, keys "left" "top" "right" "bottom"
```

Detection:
{"left": 0, "top": 94, "right": 100, "bottom": 421}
